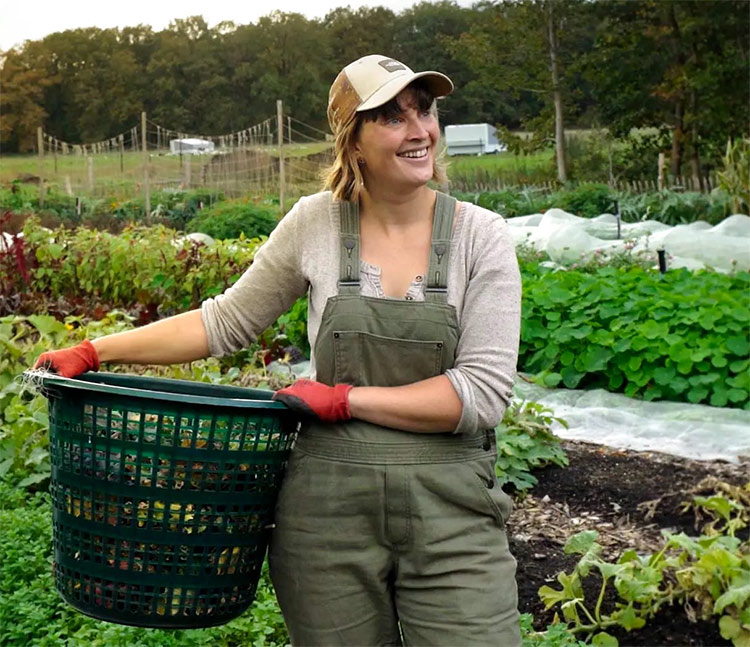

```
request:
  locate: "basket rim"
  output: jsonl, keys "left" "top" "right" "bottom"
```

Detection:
{"left": 27, "top": 371, "right": 290, "bottom": 411}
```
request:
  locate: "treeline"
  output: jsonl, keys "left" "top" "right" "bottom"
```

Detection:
{"left": 1, "top": 0, "right": 748, "bottom": 178}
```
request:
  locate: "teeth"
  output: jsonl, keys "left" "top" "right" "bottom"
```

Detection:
{"left": 398, "top": 148, "right": 427, "bottom": 159}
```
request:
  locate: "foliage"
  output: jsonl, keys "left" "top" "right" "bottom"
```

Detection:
{"left": 519, "top": 263, "right": 750, "bottom": 408}
{"left": 22, "top": 216, "right": 260, "bottom": 313}
{"left": 0, "top": 187, "right": 226, "bottom": 230}
{"left": 454, "top": 185, "right": 731, "bottom": 225}
{"left": 495, "top": 400, "right": 569, "bottom": 492}
{"left": 258, "top": 296, "right": 310, "bottom": 360}
{"left": 0, "top": 313, "right": 136, "bottom": 485}
{"left": 679, "top": 480, "right": 750, "bottom": 539}
{"left": 453, "top": 187, "right": 555, "bottom": 219}
{"left": 554, "top": 183, "right": 614, "bottom": 219}
{"left": 613, "top": 189, "right": 731, "bottom": 226}
{"left": 520, "top": 613, "right": 588, "bottom": 646}
{"left": 581, "top": 0, "right": 749, "bottom": 178}
{"left": 716, "top": 138, "right": 750, "bottom": 215}
{"left": 186, "top": 197, "right": 279, "bottom": 240}
{"left": 538, "top": 486, "right": 750, "bottom": 646}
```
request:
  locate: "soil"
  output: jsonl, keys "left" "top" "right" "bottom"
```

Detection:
{"left": 508, "top": 439, "right": 749, "bottom": 647}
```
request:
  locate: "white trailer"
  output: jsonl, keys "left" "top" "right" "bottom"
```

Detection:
{"left": 169, "top": 138, "right": 215, "bottom": 155}
{"left": 443, "top": 123, "right": 506, "bottom": 156}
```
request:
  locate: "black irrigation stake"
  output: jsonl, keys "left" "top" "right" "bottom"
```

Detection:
{"left": 657, "top": 248, "right": 667, "bottom": 274}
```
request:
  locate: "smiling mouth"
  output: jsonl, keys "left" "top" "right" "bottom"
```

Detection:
{"left": 396, "top": 147, "right": 428, "bottom": 159}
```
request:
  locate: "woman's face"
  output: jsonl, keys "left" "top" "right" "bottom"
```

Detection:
{"left": 355, "top": 88, "right": 439, "bottom": 193}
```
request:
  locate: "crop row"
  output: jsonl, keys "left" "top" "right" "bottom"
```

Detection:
{"left": 6, "top": 219, "right": 749, "bottom": 409}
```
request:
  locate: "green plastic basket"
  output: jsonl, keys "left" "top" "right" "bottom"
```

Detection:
{"left": 34, "top": 371, "right": 298, "bottom": 629}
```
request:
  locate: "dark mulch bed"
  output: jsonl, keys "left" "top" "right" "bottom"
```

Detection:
{"left": 508, "top": 439, "right": 749, "bottom": 646}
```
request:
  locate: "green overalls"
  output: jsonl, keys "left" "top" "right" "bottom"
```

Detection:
{"left": 268, "top": 192, "right": 520, "bottom": 646}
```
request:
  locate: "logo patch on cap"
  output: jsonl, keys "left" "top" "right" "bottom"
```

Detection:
{"left": 378, "top": 59, "right": 406, "bottom": 73}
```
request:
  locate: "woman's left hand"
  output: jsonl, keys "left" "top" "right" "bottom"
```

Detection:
{"left": 273, "top": 379, "right": 353, "bottom": 423}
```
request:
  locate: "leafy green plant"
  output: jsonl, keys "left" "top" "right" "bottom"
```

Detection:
{"left": 452, "top": 188, "right": 555, "bottom": 218}
{"left": 23, "top": 216, "right": 261, "bottom": 313}
{"left": 186, "top": 197, "right": 279, "bottom": 240}
{"left": 495, "top": 400, "right": 569, "bottom": 492}
{"left": 520, "top": 612, "right": 588, "bottom": 646}
{"left": 679, "top": 479, "right": 750, "bottom": 539}
{"left": 0, "top": 313, "right": 136, "bottom": 485}
{"left": 454, "top": 186, "right": 731, "bottom": 225}
{"left": 520, "top": 263, "right": 750, "bottom": 408}
{"left": 538, "top": 487, "right": 750, "bottom": 646}
{"left": 555, "top": 183, "right": 614, "bottom": 219}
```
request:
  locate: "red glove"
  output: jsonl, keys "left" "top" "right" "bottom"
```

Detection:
{"left": 33, "top": 339, "right": 100, "bottom": 378}
{"left": 273, "top": 379, "right": 353, "bottom": 423}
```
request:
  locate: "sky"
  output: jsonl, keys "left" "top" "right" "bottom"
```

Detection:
{"left": 0, "top": 0, "right": 476, "bottom": 52}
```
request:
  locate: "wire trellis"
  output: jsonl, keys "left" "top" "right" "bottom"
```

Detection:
{"left": 36, "top": 111, "right": 334, "bottom": 206}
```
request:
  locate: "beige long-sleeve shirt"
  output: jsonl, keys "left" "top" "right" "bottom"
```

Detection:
{"left": 201, "top": 191, "right": 521, "bottom": 435}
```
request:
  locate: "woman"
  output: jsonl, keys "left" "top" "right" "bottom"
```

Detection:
{"left": 35, "top": 54, "right": 522, "bottom": 645}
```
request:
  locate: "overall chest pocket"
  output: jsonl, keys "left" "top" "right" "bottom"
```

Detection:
{"left": 333, "top": 330, "right": 445, "bottom": 387}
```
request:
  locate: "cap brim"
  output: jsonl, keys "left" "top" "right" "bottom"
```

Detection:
{"left": 356, "top": 71, "right": 454, "bottom": 112}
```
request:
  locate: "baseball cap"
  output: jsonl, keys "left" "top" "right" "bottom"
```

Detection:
{"left": 327, "top": 54, "right": 454, "bottom": 133}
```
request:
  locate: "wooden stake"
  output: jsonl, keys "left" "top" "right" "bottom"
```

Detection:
{"left": 277, "top": 100, "right": 285, "bottom": 215}
{"left": 657, "top": 152, "right": 665, "bottom": 191}
{"left": 142, "top": 111, "right": 150, "bottom": 221}
{"left": 87, "top": 156, "right": 94, "bottom": 192}
{"left": 184, "top": 154, "right": 191, "bottom": 188}
{"left": 37, "top": 127, "right": 45, "bottom": 207}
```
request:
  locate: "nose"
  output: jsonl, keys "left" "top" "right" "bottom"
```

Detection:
{"left": 405, "top": 112, "right": 429, "bottom": 140}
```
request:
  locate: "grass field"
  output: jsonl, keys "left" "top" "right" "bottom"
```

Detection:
{"left": 0, "top": 142, "right": 336, "bottom": 200}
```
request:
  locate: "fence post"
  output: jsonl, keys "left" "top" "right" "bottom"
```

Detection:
{"left": 657, "top": 152, "right": 665, "bottom": 191}
{"left": 184, "top": 154, "right": 191, "bottom": 188}
{"left": 277, "top": 99, "right": 285, "bottom": 216}
{"left": 37, "top": 127, "right": 45, "bottom": 207}
{"left": 87, "top": 156, "right": 94, "bottom": 192}
{"left": 142, "top": 111, "right": 150, "bottom": 221}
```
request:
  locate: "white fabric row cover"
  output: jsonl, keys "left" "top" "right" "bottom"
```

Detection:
{"left": 507, "top": 209, "right": 750, "bottom": 272}
{"left": 513, "top": 379, "right": 750, "bottom": 463}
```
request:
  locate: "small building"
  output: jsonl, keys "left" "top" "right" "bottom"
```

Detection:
{"left": 169, "top": 138, "right": 215, "bottom": 155}
{"left": 443, "top": 123, "right": 506, "bottom": 156}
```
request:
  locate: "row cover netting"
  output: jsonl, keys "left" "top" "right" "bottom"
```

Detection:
{"left": 508, "top": 210, "right": 750, "bottom": 272}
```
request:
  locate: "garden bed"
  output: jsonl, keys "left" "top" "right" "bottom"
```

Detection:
{"left": 510, "top": 439, "right": 749, "bottom": 645}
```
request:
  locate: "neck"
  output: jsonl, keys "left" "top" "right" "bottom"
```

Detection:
{"left": 359, "top": 184, "right": 435, "bottom": 229}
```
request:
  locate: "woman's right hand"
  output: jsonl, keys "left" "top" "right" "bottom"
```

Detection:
{"left": 33, "top": 340, "right": 100, "bottom": 378}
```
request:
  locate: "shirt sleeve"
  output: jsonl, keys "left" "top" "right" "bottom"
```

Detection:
{"left": 445, "top": 215, "right": 521, "bottom": 434}
{"left": 201, "top": 198, "right": 310, "bottom": 357}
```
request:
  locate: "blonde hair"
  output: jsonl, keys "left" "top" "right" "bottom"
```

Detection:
{"left": 322, "top": 84, "right": 448, "bottom": 203}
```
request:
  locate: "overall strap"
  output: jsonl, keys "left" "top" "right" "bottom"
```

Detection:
{"left": 425, "top": 192, "right": 456, "bottom": 303}
{"left": 338, "top": 201, "right": 360, "bottom": 296}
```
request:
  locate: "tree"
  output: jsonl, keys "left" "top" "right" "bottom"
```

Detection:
{"left": 0, "top": 43, "right": 56, "bottom": 152}
{"left": 449, "top": 0, "right": 594, "bottom": 182}
{"left": 584, "top": 0, "right": 750, "bottom": 179}
{"left": 390, "top": 1, "right": 483, "bottom": 127}
{"left": 324, "top": 6, "right": 398, "bottom": 69}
